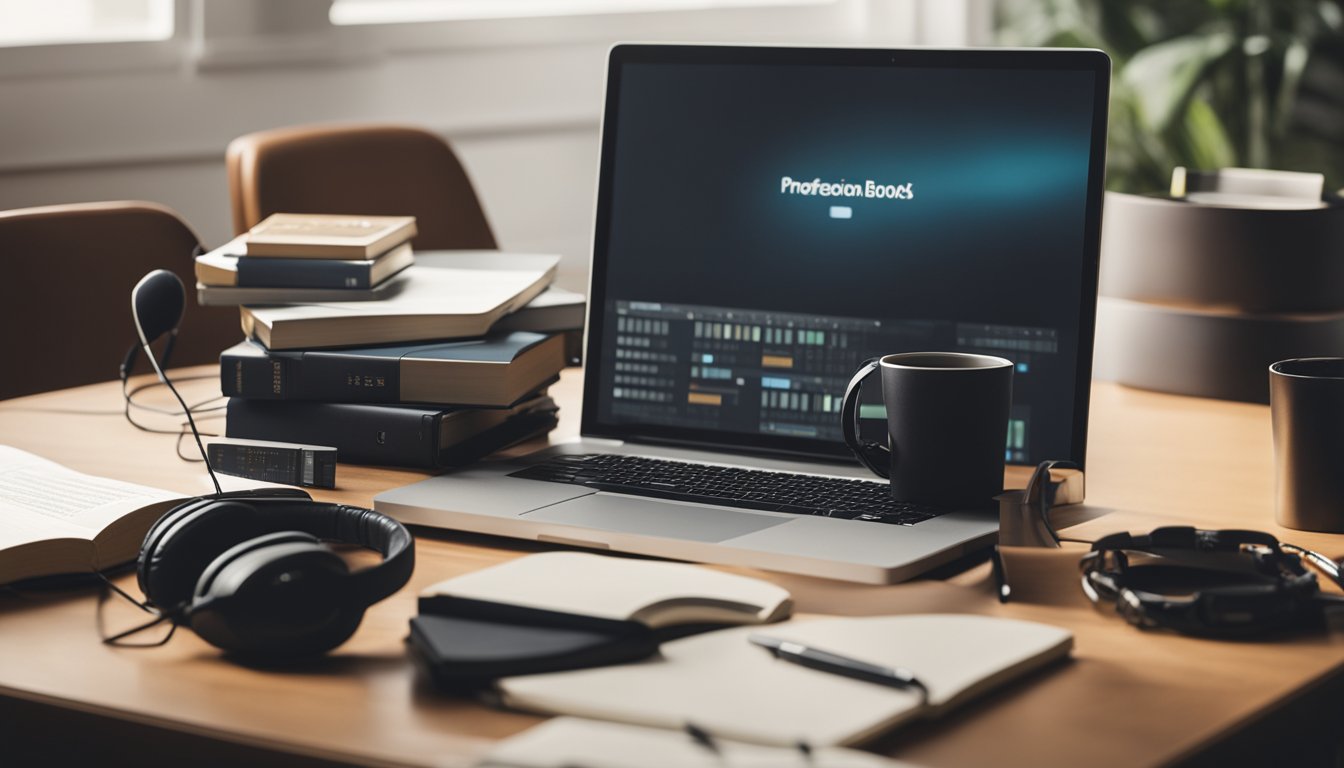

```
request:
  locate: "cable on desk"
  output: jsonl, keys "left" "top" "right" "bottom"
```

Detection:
{"left": 95, "top": 571, "right": 177, "bottom": 648}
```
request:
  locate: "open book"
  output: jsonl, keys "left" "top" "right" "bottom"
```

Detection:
{"left": 497, "top": 614, "right": 1072, "bottom": 748}
{"left": 0, "top": 446, "right": 182, "bottom": 585}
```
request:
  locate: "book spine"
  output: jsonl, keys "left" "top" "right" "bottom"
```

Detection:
{"left": 235, "top": 257, "right": 373, "bottom": 289}
{"left": 225, "top": 399, "right": 440, "bottom": 468}
{"left": 220, "top": 350, "right": 290, "bottom": 400}
{"left": 221, "top": 348, "right": 403, "bottom": 403}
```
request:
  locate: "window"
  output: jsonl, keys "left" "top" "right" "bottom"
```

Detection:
{"left": 0, "top": 0, "right": 173, "bottom": 48}
{"left": 329, "top": 0, "right": 833, "bottom": 26}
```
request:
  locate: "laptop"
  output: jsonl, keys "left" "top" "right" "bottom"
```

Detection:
{"left": 376, "top": 44, "right": 1111, "bottom": 584}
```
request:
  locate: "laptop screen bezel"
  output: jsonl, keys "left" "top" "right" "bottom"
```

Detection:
{"left": 580, "top": 43, "right": 1111, "bottom": 468}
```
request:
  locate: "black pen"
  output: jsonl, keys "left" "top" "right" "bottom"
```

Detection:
{"left": 749, "top": 634, "right": 930, "bottom": 704}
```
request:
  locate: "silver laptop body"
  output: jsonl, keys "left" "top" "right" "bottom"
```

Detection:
{"left": 376, "top": 44, "right": 1110, "bottom": 584}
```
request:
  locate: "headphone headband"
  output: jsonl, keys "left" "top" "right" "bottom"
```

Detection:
{"left": 268, "top": 502, "right": 414, "bottom": 606}
{"left": 139, "top": 490, "right": 413, "bottom": 618}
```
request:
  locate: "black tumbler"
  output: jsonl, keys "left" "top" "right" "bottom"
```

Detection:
{"left": 841, "top": 352, "right": 1014, "bottom": 508}
{"left": 1271, "top": 358, "right": 1344, "bottom": 532}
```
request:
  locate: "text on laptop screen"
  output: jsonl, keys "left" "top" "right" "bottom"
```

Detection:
{"left": 589, "top": 53, "right": 1103, "bottom": 465}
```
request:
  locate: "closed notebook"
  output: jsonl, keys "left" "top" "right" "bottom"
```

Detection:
{"left": 239, "top": 252, "right": 559, "bottom": 349}
{"left": 497, "top": 614, "right": 1072, "bottom": 748}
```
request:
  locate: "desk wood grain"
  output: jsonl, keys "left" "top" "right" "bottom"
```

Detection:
{"left": 1, "top": 369, "right": 1342, "bottom": 767}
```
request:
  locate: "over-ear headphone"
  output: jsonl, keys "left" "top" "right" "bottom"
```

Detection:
{"left": 136, "top": 488, "right": 414, "bottom": 657}
{"left": 1080, "top": 527, "right": 1337, "bottom": 637}
{"left": 119, "top": 266, "right": 415, "bottom": 659}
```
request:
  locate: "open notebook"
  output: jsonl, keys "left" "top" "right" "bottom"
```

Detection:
{"left": 420, "top": 551, "right": 793, "bottom": 630}
{"left": 411, "top": 552, "right": 794, "bottom": 689}
{"left": 477, "top": 717, "right": 917, "bottom": 768}
{"left": 497, "top": 614, "right": 1072, "bottom": 748}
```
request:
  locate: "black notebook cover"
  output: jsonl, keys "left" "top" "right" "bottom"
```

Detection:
{"left": 408, "top": 614, "right": 658, "bottom": 692}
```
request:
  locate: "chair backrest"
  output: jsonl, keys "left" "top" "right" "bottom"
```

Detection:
{"left": 0, "top": 201, "right": 242, "bottom": 400}
{"left": 226, "top": 123, "right": 497, "bottom": 250}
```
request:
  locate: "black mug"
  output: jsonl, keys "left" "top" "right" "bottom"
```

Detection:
{"left": 1270, "top": 358, "right": 1344, "bottom": 532}
{"left": 841, "top": 352, "right": 1014, "bottom": 508}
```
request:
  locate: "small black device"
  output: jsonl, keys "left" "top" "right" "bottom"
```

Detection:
{"left": 116, "top": 269, "right": 415, "bottom": 658}
{"left": 207, "top": 438, "right": 337, "bottom": 489}
{"left": 1079, "top": 526, "right": 1343, "bottom": 637}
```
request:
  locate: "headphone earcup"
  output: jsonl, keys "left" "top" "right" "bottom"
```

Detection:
{"left": 192, "top": 530, "right": 323, "bottom": 602}
{"left": 138, "top": 500, "right": 267, "bottom": 615}
{"left": 188, "top": 533, "right": 360, "bottom": 657}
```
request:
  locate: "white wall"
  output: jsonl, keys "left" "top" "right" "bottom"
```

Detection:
{"left": 0, "top": 0, "right": 958, "bottom": 293}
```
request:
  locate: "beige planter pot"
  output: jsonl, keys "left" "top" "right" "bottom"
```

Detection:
{"left": 1094, "top": 192, "right": 1344, "bottom": 402}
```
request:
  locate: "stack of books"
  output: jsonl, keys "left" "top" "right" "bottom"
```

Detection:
{"left": 202, "top": 213, "right": 575, "bottom": 469}
{"left": 195, "top": 213, "right": 419, "bottom": 306}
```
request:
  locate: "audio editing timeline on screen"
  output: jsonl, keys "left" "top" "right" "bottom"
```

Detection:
{"left": 601, "top": 300, "right": 1061, "bottom": 462}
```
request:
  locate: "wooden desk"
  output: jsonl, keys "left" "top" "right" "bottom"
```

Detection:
{"left": 2, "top": 369, "right": 1342, "bottom": 767}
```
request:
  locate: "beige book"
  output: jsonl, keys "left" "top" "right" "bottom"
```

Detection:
{"left": 243, "top": 213, "right": 417, "bottom": 259}
{"left": 497, "top": 614, "right": 1073, "bottom": 748}
{"left": 0, "top": 446, "right": 183, "bottom": 585}
{"left": 239, "top": 253, "right": 559, "bottom": 350}
{"left": 475, "top": 717, "right": 916, "bottom": 768}
{"left": 421, "top": 551, "right": 793, "bottom": 628}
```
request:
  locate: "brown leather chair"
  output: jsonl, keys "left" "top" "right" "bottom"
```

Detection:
{"left": 226, "top": 124, "right": 497, "bottom": 250}
{"left": 0, "top": 201, "right": 242, "bottom": 400}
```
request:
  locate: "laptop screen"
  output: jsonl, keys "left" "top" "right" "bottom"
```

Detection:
{"left": 582, "top": 45, "right": 1110, "bottom": 466}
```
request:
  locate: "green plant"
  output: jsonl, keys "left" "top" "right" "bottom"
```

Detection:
{"left": 997, "top": 0, "right": 1344, "bottom": 194}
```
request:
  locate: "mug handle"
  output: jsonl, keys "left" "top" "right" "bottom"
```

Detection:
{"left": 840, "top": 357, "right": 891, "bottom": 478}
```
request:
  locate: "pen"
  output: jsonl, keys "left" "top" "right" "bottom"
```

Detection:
{"left": 748, "top": 633, "right": 930, "bottom": 704}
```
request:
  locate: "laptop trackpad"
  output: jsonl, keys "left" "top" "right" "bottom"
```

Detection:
{"left": 523, "top": 493, "right": 789, "bottom": 543}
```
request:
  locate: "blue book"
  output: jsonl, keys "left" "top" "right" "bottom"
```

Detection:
{"left": 195, "top": 238, "right": 414, "bottom": 290}
{"left": 220, "top": 332, "right": 566, "bottom": 408}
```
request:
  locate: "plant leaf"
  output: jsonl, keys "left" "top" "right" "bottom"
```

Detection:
{"left": 1176, "top": 97, "right": 1237, "bottom": 169}
{"left": 1122, "top": 30, "right": 1236, "bottom": 131}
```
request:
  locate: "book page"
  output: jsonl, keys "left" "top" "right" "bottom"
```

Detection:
{"left": 421, "top": 551, "right": 791, "bottom": 626}
{"left": 500, "top": 615, "right": 1072, "bottom": 748}
{"left": 0, "top": 446, "right": 180, "bottom": 549}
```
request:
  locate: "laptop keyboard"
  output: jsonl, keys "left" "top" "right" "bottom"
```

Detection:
{"left": 509, "top": 454, "right": 949, "bottom": 526}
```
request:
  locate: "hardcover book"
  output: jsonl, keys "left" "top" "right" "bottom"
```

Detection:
{"left": 243, "top": 213, "right": 417, "bottom": 259}
{"left": 220, "top": 332, "right": 566, "bottom": 408}
{"left": 195, "top": 237, "right": 414, "bottom": 289}
{"left": 225, "top": 394, "right": 559, "bottom": 469}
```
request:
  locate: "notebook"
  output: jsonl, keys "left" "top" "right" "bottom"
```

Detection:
{"left": 420, "top": 551, "right": 793, "bottom": 630}
{"left": 411, "top": 552, "right": 793, "bottom": 690}
{"left": 476, "top": 717, "right": 916, "bottom": 768}
{"left": 496, "top": 614, "right": 1072, "bottom": 747}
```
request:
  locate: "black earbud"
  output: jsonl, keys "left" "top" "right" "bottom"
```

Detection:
{"left": 122, "top": 269, "right": 185, "bottom": 380}
{"left": 131, "top": 269, "right": 185, "bottom": 347}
